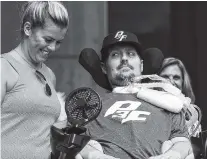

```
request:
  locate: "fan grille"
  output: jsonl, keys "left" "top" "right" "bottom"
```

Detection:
{"left": 65, "top": 87, "right": 102, "bottom": 126}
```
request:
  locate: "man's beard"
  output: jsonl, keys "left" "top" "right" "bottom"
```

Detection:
{"left": 111, "top": 73, "right": 135, "bottom": 87}
{"left": 110, "top": 60, "right": 137, "bottom": 87}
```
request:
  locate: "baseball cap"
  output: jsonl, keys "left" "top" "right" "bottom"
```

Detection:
{"left": 101, "top": 31, "right": 142, "bottom": 60}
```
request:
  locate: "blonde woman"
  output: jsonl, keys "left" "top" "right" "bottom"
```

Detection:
{"left": 1, "top": 2, "right": 69, "bottom": 159}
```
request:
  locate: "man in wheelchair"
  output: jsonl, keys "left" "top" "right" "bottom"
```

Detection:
{"left": 52, "top": 31, "right": 206, "bottom": 159}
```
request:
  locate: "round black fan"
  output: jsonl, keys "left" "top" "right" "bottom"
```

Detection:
{"left": 53, "top": 87, "right": 102, "bottom": 159}
{"left": 65, "top": 87, "right": 102, "bottom": 127}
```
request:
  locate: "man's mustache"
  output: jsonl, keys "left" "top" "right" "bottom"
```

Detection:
{"left": 117, "top": 61, "right": 134, "bottom": 70}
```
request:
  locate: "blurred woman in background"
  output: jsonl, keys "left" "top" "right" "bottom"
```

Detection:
{"left": 159, "top": 57, "right": 202, "bottom": 158}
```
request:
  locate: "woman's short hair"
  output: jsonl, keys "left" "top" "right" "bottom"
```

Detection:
{"left": 158, "top": 57, "right": 195, "bottom": 103}
{"left": 20, "top": 1, "right": 69, "bottom": 37}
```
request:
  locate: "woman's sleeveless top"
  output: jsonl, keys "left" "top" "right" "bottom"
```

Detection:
{"left": 1, "top": 53, "right": 61, "bottom": 159}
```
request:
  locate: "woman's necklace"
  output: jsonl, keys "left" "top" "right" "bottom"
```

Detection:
{"left": 14, "top": 49, "right": 42, "bottom": 71}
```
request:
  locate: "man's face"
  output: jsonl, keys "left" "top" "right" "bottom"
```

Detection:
{"left": 102, "top": 44, "right": 143, "bottom": 87}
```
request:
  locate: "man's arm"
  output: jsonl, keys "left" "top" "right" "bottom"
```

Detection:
{"left": 149, "top": 137, "right": 193, "bottom": 159}
{"left": 166, "top": 110, "right": 193, "bottom": 158}
{"left": 163, "top": 137, "right": 193, "bottom": 158}
{"left": 150, "top": 109, "right": 193, "bottom": 159}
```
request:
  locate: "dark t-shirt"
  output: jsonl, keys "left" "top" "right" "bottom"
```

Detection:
{"left": 85, "top": 92, "right": 188, "bottom": 159}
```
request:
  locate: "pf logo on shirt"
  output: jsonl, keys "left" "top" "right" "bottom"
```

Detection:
{"left": 114, "top": 31, "right": 127, "bottom": 41}
{"left": 104, "top": 101, "right": 151, "bottom": 124}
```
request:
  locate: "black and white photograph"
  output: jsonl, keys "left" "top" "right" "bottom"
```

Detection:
{"left": 1, "top": 1, "right": 207, "bottom": 159}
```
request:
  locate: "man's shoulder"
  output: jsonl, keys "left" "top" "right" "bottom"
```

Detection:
{"left": 101, "top": 92, "right": 142, "bottom": 103}
{"left": 93, "top": 89, "right": 166, "bottom": 110}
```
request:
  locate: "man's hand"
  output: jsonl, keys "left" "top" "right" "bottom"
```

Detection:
{"left": 185, "top": 154, "right": 194, "bottom": 159}
{"left": 75, "top": 153, "right": 83, "bottom": 159}
{"left": 79, "top": 139, "right": 120, "bottom": 159}
{"left": 159, "top": 139, "right": 194, "bottom": 159}
{"left": 90, "top": 153, "right": 120, "bottom": 159}
{"left": 185, "top": 104, "right": 198, "bottom": 128}
{"left": 149, "top": 150, "right": 194, "bottom": 159}
{"left": 149, "top": 150, "right": 181, "bottom": 159}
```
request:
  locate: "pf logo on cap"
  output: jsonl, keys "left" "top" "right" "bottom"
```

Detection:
{"left": 114, "top": 31, "right": 127, "bottom": 41}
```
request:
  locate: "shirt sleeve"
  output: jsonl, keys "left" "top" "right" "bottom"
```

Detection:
{"left": 169, "top": 111, "right": 189, "bottom": 140}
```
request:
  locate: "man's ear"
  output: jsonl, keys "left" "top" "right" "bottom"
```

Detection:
{"left": 101, "top": 62, "right": 107, "bottom": 74}
{"left": 141, "top": 60, "right": 143, "bottom": 73}
{"left": 23, "top": 22, "right": 32, "bottom": 36}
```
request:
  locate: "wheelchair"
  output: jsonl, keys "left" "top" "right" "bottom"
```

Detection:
{"left": 189, "top": 105, "right": 206, "bottom": 159}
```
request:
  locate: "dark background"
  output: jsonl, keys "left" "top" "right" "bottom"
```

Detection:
{"left": 1, "top": 1, "right": 207, "bottom": 130}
